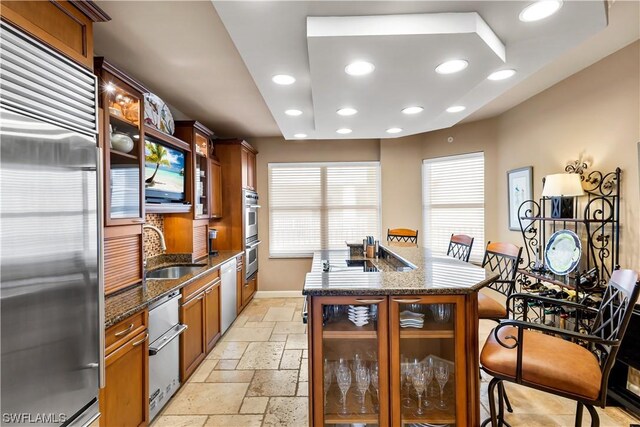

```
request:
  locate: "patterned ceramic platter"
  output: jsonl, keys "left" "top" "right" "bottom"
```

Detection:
{"left": 143, "top": 92, "right": 175, "bottom": 135}
{"left": 544, "top": 229, "right": 582, "bottom": 275}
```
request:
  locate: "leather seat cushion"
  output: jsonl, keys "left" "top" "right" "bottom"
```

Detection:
{"left": 481, "top": 326, "right": 602, "bottom": 401}
{"left": 478, "top": 293, "right": 507, "bottom": 319}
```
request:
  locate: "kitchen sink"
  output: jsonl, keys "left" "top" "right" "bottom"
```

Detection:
{"left": 146, "top": 264, "right": 207, "bottom": 280}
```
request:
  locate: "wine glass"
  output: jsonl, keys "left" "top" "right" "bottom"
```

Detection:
{"left": 355, "top": 366, "right": 370, "bottom": 413}
{"left": 370, "top": 362, "right": 379, "bottom": 411}
{"left": 411, "top": 366, "right": 427, "bottom": 415}
{"left": 422, "top": 359, "right": 434, "bottom": 409}
{"left": 401, "top": 357, "right": 412, "bottom": 408}
{"left": 336, "top": 366, "right": 352, "bottom": 415}
{"left": 435, "top": 362, "right": 450, "bottom": 410}
{"left": 323, "top": 360, "right": 332, "bottom": 407}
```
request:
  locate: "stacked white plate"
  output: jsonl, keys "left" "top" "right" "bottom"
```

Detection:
{"left": 399, "top": 310, "right": 425, "bottom": 328}
{"left": 348, "top": 305, "right": 369, "bottom": 326}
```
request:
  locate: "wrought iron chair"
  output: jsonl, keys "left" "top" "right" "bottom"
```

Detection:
{"left": 386, "top": 228, "right": 418, "bottom": 247}
{"left": 481, "top": 269, "right": 640, "bottom": 427}
{"left": 479, "top": 242, "right": 523, "bottom": 321}
{"left": 446, "top": 234, "right": 474, "bottom": 262}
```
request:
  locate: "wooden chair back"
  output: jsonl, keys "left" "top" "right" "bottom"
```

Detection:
{"left": 446, "top": 234, "right": 474, "bottom": 262}
{"left": 481, "top": 241, "right": 522, "bottom": 297}
{"left": 387, "top": 228, "right": 418, "bottom": 246}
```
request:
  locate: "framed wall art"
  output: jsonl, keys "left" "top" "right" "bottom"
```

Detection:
{"left": 507, "top": 166, "right": 533, "bottom": 231}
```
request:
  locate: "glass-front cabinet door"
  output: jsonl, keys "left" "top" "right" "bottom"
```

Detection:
{"left": 310, "top": 296, "right": 389, "bottom": 426}
{"left": 389, "top": 296, "right": 468, "bottom": 427}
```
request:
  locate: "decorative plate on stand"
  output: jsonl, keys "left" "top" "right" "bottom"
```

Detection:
{"left": 544, "top": 229, "right": 582, "bottom": 275}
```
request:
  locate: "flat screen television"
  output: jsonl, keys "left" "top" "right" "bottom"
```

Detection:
{"left": 144, "top": 137, "right": 186, "bottom": 203}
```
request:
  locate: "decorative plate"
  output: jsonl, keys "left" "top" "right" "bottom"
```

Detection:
{"left": 143, "top": 92, "right": 175, "bottom": 135}
{"left": 544, "top": 229, "right": 582, "bottom": 275}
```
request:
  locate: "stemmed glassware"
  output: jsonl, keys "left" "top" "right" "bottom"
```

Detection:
{"left": 355, "top": 366, "right": 370, "bottom": 413}
{"left": 323, "top": 360, "right": 333, "bottom": 407}
{"left": 422, "top": 359, "right": 434, "bottom": 409}
{"left": 411, "top": 365, "right": 427, "bottom": 415}
{"left": 370, "top": 362, "right": 379, "bottom": 411}
{"left": 336, "top": 366, "right": 352, "bottom": 415}
{"left": 435, "top": 361, "right": 450, "bottom": 409}
{"left": 401, "top": 357, "right": 412, "bottom": 408}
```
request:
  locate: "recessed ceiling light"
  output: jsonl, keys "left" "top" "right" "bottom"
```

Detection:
{"left": 337, "top": 107, "right": 358, "bottom": 116}
{"left": 345, "top": 61, "right": 375, "bottom": 76}
{"left": 402, "top": 106, "right": 424, "bottom": 115}
{"left": 435, "top": 59, "right": 469, "bottom": 75}
{"left": 519, "top": 0, "right": 563, "bottom": 22}
{"left": 488, "top": 69, "right": 517, "bottom": 81}
{"left": 285, "top": 109, "right": 302, "bottom": 116}
{"left": 272, "top": 74, "right": 295, "bottom": 85}
{"left": 446, "top": 106, "right": 466, "bottom": 113}
{"left": 293, "top": 133, "right": 307, "bottom": 138}
{"left": 336, "top": 128, "right": 352, "bottom": 135}
{"left": 386, "top": 127, "right": 403, "bottom": 134}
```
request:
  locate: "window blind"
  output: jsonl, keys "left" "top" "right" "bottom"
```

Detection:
{"left": 422, "top": 152, "right": 485, "bottom": 262}
{"left": 268, "top": 162, "right": 381, "bottom": 257}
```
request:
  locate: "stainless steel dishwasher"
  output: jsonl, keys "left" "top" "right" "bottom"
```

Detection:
{"left": 220, "top": 258, "right": 238, "bottom": 333}
{"left": 148, "top": 291, "right": 187, "bottom": 421}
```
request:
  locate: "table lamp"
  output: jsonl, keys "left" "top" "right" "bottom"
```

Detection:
{"left": 542, "top": 173, "right": 585, "bottom": 218}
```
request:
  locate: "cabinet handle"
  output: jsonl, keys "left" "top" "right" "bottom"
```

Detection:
{"left": 205, "top": 289, "right": 212, "bottom": 294}
{"left": 114, "top": 323, "right": 134, "bottom": 337}
{"left": 132, "top": 333, "right": 148, "bottom": 347}
{"left": 198, "top": 293, "right": 205, "bottom": 300}
{"left": 392, "top": 298, "right": 421, "bottom": 304}
{"left": 355, "top": 299, "right": 384, "bottom": 304}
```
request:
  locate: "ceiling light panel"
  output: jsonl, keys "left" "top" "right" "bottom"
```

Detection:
{"left": 285, "top": 109, "right": 303, "bottom": 116}
{"left": 519, "top": 1, "right": 563, "bottom": 22}
{"left": 337, "top": 107, "right": 358, "bottom": 116}
{"left": 214, "top": 2, "right": 607, "bottom": 139}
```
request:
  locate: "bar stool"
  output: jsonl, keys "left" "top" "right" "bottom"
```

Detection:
{"left": 481, "top": 269, "right": 640, "bottom": 427}
{"left": 446, "top": 234, "right": 474, "bottom": 262}
{"left": 386, "top": 228, "right": 418, "bottom": 247}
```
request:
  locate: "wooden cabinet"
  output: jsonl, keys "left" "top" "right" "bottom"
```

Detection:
{"left": 180, "top": 268, "right": 221, "bottom": 380}
{"left": 210, "top": 159, "right": 223, "bottom": 218}
{"left": 0, "top": 1, "right": 109, "bottom": 70}
{"left": 236, "top": 254, "right": 245, "bottom": 312}
{"left": 241, "top": 147, "right": 256, "bottom": 190}
{"left": 100, "top": 311, "right": 149, "bottom": 427}
{"left": 204, "top": 283, "right": 221, "bottom": 353}
{"left": 95, "top": 58, "right": 146, "bottom": 226}
{"left": 242, "top": 274, "right": 257, "bottom": 307}
{"left": 180, "top": 290, "right": 206, "bottom": 381}
{"left": 174, "top": 121, "right": 215, "bottom": 220}
{"left": 307, "top": 294, "right": 478, "bottom": 426}
{"left": 210, "top": 140, "right": 258, "bottom": 251}
{"left": 164, "top": 217, "right": 209, "bottom": 261}
{"left": 104, "top": 225, "right": 143, "bottom": 295}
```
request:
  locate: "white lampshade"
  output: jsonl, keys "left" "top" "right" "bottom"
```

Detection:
{"left": 542, "top": 173, "right": 585, "bottom": 197}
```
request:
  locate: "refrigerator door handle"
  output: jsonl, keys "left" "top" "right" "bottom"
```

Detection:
{"left": 97, "top": 147, "right": 106, "bottom": 389}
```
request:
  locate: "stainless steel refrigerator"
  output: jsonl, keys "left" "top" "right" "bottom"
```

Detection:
{"left": 0, "top": 21, "right": 103, "bottom": 426}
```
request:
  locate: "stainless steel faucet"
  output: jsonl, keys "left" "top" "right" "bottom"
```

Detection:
{"left": 143, "top": 224, "right": 167, "bottom": 268}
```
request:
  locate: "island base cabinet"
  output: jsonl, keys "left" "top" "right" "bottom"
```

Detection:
{"left": 307, "top": 294, "right": 479, "bottom": 426}
{"left": 309, "top": 296, "right": 390, "bottom": 427}
{"left": 100, "top": 327, "right": 149, "bottom": 427}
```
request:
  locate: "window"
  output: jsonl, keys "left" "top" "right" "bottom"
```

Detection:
{"left": 268, "top": 162, "right": 381, "bottom": 257}
{"left": 422, "top": 152, "right": 485, "bottom": 262}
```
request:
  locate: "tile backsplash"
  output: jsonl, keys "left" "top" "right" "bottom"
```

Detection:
{"left": 144, "top": 214, "right": 165, "bottom": 260}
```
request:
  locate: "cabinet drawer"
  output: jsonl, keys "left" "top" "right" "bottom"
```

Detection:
{"left": 242, "top": 275, "right": 257, "bottom": 305}
{"left": 182, "top": 268, "right": 220, "bottom": 302}
{"left": 105, "top": 310, "right": 147, "bottom": 356}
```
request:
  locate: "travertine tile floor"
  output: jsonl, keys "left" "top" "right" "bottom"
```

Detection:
{"left": 153, "top": 297, "right": 640, "bottom": 427}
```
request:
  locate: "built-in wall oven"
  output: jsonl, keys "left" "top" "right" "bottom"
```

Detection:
{"left": 243, "top": 189, "right": 260, "bottom": 279}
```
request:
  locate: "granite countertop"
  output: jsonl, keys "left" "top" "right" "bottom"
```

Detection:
{"left": 302, "top": 246, "right": 498, "bottom": 296}
{"left": 105, "top": 250, "right": 243, "bottom": 328}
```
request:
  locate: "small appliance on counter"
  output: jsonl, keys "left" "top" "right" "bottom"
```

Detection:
{"left": 209, "top": 229, "right": 218, "bottom": 255}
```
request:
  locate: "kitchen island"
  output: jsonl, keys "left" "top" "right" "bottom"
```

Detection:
{"left": 303, "top": 246, "right": 498, "bottom": 427}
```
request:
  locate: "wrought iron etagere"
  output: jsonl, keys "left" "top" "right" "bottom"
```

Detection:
{"left": 516, "top": 167, "right": 621, "bottom": 300}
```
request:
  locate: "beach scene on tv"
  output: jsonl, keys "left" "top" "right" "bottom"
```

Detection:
{"left": 145, "top": 140, "right": 185, "bottom": 194}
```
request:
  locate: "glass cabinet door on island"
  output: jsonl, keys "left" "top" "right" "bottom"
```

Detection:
{"left": 310, "top": 296, "right": 390, "bottom": 427}
{"left": 390, "top": 296, "right": 468, "bottom": 427}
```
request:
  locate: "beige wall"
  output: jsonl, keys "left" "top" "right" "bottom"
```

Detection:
{"left": 249, "top": 137, "right": 381, "bottom": 292}
{"left": 252, "top": 41, "right": 640, "bottom": 292}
